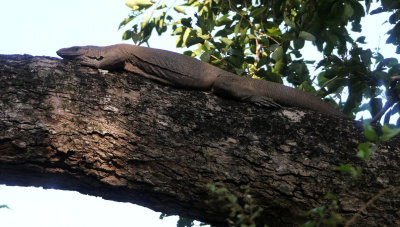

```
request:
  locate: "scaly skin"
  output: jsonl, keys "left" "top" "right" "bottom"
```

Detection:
{"left": 57, "top": 44, "right": 344, "bottom": 116}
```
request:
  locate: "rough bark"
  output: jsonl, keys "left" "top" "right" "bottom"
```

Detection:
{"left": 0, "top": 54, "right": 399, "bottom": 226}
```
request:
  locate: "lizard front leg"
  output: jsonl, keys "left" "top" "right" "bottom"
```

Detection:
{"left": 76, "top": 52, "right": 126, "bottom": 71}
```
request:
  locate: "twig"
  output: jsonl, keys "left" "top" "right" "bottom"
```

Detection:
{"left": 315, "top": 75, "right": 338, "bottom": 96}
{"left": 345, "top": 186, "right": 400, "bottom": 227}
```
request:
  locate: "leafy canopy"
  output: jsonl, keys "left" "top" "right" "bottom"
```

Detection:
{"left": 120, "top": 0, "right": 400, "bottom": 124}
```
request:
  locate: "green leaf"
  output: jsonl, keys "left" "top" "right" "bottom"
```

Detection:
{"left": 384, "top": 58, "right": 399, "bottom": 67}
{"left": 216, "top": 14, "right": 231, "bottom": 26}
{"left": 192, "top": 48, "right": 202, "bottom": 57}
{"left": 317, "top": 72, "right": 329, "bottom": 87}
{"left": 264, "top": 72, "right": 283, "bottom": 84}
{"left": 172, "top": 26, "right": 184, "bottom": 35}
{"left": 234, "top": 21, "right": 241, "bottom": 37}
{"left": 177, "top": 217, "right": 195, "bottom": 227}
{"left": 272, "top": 46, "right": 284, "bottom": 61}
{"left": 299, "top": 81, "right": 316, "bottom": 93}
{"left": 293, "top": 38, "right": 305, "bottom": 49}
{"left": 356, "top": 36, "right": 366, "bottom": 43}
{"left": 357, "top": 142, "right": 372, "bottom": 161}
{"left": 185, "top": 36, "right": 205, "bottom": 47}
{"left": 256, "top": 56, "right": 269, "bottom": 68}
{"left": 301, "top": 221, "right": 317, "bottom": 227}
{"left": 197, "top": 34, "right": 210, "bottom": 40}
{"left": 370, "top": 7, "right": 385, "bottom": 15}
{"left": 166, "top": 15, "right": 173, "bottom": 21}
{"left": 131, "top": 32, "right": 142, "bottom": 44}
{"left": 220, "top": 37, "right": 234, "bottom": 46}
{"left": 299, "top": 31, "right": 316, "bottom": 41}
{"left": 173, "top": 6, "right": 187, "bottom": 15}
{"left": 183, "top": 50, "right": 194, "bottom": 57}
{"left": 260, "top": 35, "right": 269, "bottom": 46}
{"left": 252, "top": 7, "right": 267, "bottom": 18}
{"left": 227, "top": 56, "right": 242, "bottom": 66}
{"left": 364, "top": 124, "right": 378, "bottom": 141}
{"left": 284, "top": 16, "right": 296, "bottom": 28}
{"left": 273, "top": 59, "right": 285, "bottom": 73}
{"left": 156, "top": 3, "right": 166, "bottom": 9}
{"left": 176, "top": 34, "right": 183, "bottom": 47}
{"left": 342, "top": 3, "right": 354, "bottom": 20}
{"left": 122, "top": 30, "right": 132, "bottom": 40}
{"left": 155, "top": 12, "right": 167, "bottom": 35}
{"left": 267, "top": 27, "right": 282, "bottom": 37}
{"left": 240, "top": 26, "right": 249, "bottom": 39}
{"left": 141, "top": 13, "right": 152, "bottom": 29}
{"left": 389, "top": 11, "right": 400, "bottom": 24}
{"left": 343, "top": 84, "right": 364, "bottom": 115}
{"left": 119, "top": 15, "right": 137, "bottom": 29}
{"left": 335, "top": 164, "right": 361, "bottom": 178}
{"left": 380, "top": 125, "right": 400, "bottom": 141}
{"left": 365, "top": 0, "right": 372, "bottom": 13}
{"left": 215, "top": 29, "right": 228, "bottom": 37}
{"left": 125, "top": 0, "right": 154, "bottom": 10}
{"left": 228, "top": 48, "right": 243, "bottom": 57}
{"left": 182, "top": 27, "right": 192, "bottom": 46}
{"left": 181, "top": 17, "right": 192, "bottom": 28}
{"left": 200, "top": 50, "right": 212, "bottom": 62}
{"left": 288, "top": 61, "right": 310, "bottom": 85}
{"left": 326, "top": 193, "right": 337, "bottom": 200}
{"left": 0, "top": 205, "right": 9, "bottom": 209}
{"left": 304, "top": 206, "right": 324, "bottom": 217}
{"left": 248, "top": 33, "right": 256, "bottom": 40}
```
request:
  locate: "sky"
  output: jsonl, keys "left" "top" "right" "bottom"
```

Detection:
{"left": 0, "top": 0, "right": 178, "bottom": 57}
{"left": 0, "top": 1, "right": 398, "bottom": 227}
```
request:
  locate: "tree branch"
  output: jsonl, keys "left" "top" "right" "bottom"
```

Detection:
{"left": 1, "top": 54, "right": 400, "bottom": 226}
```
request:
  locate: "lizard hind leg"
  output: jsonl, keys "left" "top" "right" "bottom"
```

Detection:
{"left": 242, "top": 95, "right": 281, "bottom": 108}
{"left": 212, "top": 75, "right": 281, "bottom": 108}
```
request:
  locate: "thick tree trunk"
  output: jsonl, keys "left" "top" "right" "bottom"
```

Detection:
{"left": 0, "top": 54, "right": 399, "bottom": 226}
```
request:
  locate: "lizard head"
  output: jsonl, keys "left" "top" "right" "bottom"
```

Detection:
{"left": 56, "top": 45, "right": 103, "bottom": 60}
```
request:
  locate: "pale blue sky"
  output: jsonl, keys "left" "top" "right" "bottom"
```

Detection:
{"left": 0, "top": 1, "right": 398, "bottom": 227}
{"left": 0, "top": 0, "right": 178, "bottom": 57}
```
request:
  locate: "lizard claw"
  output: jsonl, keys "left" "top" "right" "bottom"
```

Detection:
{"left": 244, "top": 95, "right": 281, "bottom": 108}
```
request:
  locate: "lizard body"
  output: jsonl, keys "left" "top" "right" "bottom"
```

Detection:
{"left": 57, "top": 44, "right": 344, "bottom": 116}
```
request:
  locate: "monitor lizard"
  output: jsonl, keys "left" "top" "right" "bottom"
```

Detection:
{"left": 57, "top": 44, "right": 344, "bottom": 116}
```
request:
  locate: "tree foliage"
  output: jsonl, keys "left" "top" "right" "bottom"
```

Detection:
{"left": 120, "top": 0, "right": 400, "bottom": 123}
